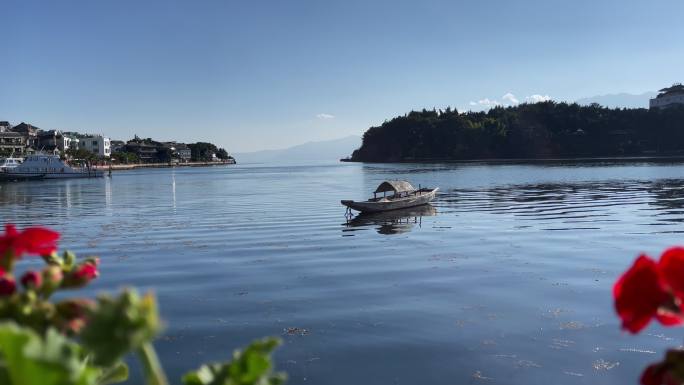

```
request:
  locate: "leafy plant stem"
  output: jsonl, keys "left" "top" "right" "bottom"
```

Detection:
{"left": 136, "top": 342, "right": 168, "bottom": 385}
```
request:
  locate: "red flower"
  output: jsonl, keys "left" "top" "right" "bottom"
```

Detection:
{"left": 20, "top": 270, "right": 42, "bottom": 290}
{"left": 0, "top": 275, "right": 16, "bottom": 296}
{"left": 659, "top": 247, "right": 684, "bottom": 298}
{"left": 74, "top": 263, "right": 98, "bottom": 281}
{"left": 63, "top": 262, "right": 99, "bottom": 288}
{"left": 0, "top": 224, "right": 60, "bottom": 259}
{"left": 614, "top": 255, "right": 670, "bottom": 333}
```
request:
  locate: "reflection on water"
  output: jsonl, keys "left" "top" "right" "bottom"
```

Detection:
{"left": 343, "top": 204, "right": 437, "bottom": 235}
{"left": 436, "top": 179, "right": 684, "bottom": 232}
{"left": 2, "top": 161, "right": 684, "bottom": 385}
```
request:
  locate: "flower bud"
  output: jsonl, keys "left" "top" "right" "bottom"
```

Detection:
{"left": 20, "top": 270, "right": 42, "bottom": 290}
{"left": 42, "top": 265, "right": 63, "bottom": 286}
{"left": 62, "top": 262, "right": 98, "bottom": 288}
{"left": 0, "top": 275, "right": 16, "bottom": 296}
{"left": 56, "top": 298, "right": 96, "bottom": 335}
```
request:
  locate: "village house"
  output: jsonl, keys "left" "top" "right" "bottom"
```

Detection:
{"left": 79, "top": 134, "right": 111, "bottom": 158}
{"left": 11, "top": 122, "right": 39, "bottom": 149}
{"left": 650, "top": 83, "right": 684, "bottom": 109}
{"left": 0, "top": 131, "right": 27, "bottom": 155}
{"left": 0, "top": 121, "right": 11, "bottom": 132}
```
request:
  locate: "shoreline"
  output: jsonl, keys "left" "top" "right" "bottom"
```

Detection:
{"left": 93, "top": 160, "right": 236, "bottom": 171}
{"left": 342, "top": 154, "right": 684, "bottom": 164}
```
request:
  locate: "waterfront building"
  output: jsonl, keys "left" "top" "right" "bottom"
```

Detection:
{"left": 10, "top": 122, "right": 39, "bottom": 148}
{"left": 0, "top": 131, "right": 27, "bottom": 155}
{"left": 125, "top": 140, "right": 158, "bottom": 163}
{"left": 110, "top": 140, "right": 126, "bottom": 153}
{"left": 175, "top": 144, "right": 191, "bottom": 162}
{"left": 79, "top": 135, "right": 111, "bottom": 158}
{"left": 650, "top": 83, "right": 684, "bottom": 109}
{"left": 161, "top": 142, "right": 191, "bottom": 163}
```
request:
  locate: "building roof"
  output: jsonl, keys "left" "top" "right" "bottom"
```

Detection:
{"left": 657, "top": 83, "right": 684, "bottom": 98}
{"left": 374, "top": 180, "right": 416, "bottom": 193}
{"left": 11, "top": 122, "right": 40, "bottom": 134}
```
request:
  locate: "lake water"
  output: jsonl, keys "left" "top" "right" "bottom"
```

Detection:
{"left": 2, "top": 160, "right": 684, "bottom": 384}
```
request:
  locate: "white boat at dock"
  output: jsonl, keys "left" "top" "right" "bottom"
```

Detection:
{"left": 0, "top": 155, "right": 23, "bottom": 172}
{"left": 0, "top": 153, "right": 103, "bottom": 181}
{"left": 341, "top": 180, "right": 438, "bottom": 213}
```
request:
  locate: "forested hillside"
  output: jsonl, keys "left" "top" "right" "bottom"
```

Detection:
{"left": 350, "top": 102, "right": 684, "bottom": 162}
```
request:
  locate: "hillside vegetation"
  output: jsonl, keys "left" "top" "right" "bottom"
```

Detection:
{"left": 350, "top": 102, "right": 684, "bottom": 162}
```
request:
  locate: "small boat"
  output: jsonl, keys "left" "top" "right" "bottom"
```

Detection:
{"left": 0, "top": 153, "right": 104, "bottom": 181}
{"left": 341, "top": 180, "right": 438, "bottom": 213}
{"left": 0, "top": 155, "right": 23, "bottom": 172}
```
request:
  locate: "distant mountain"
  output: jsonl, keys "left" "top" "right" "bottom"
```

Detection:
{"left": 575, "top": 91, "right": 656, "bottom": 109}
{"left": 234, "top": 135, "right": 361, "bottom": 164}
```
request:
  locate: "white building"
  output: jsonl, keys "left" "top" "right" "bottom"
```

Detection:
{"left": 650, "top": 84, "right": 684, "bottom": 109}
{"left": 79, "top": 135, "right": 111, "bottom": 158}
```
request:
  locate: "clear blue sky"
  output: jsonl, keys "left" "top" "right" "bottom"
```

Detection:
{"left": 2, "top": 0, "right": 682, "bottom": 152}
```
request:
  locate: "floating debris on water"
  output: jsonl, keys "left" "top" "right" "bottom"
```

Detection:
{"left": 284, "top": 327, "right": 309, "bottom": 336}
{"left": 593, "top": 359, "right": 619, "bottom": 371}
{"left": 472, "top": 371, "right": 493, "bottom": 381}
{"left": 560, "top": 321, "right": 584, "bottom": 330}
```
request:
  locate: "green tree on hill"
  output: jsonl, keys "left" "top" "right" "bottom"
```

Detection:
{"left": 351, "top": 102, "right": 684, "bottom": 162}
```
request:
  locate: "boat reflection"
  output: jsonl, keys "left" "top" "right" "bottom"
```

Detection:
{"left": 344, "top": 204, "right": 437, "bottom": 235}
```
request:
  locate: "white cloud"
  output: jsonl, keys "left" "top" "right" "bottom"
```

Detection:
{"left": 316, "top": 113, "right": 335, "bottom": 120}
{"left": 502, "top": 92, "right": 519, "bottom": 105}
{"left": 468, "top": 93, "right": 552, "bottom": 110}
{"left": 469, "top": 98, "right": 501, "bottom": 109}
{"left": 525, "top": 94, "right": 551, "bottom": 103}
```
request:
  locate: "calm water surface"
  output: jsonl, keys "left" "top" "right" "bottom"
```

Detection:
{"left": 2, "top": 161, "right": 684, "bottom": 384}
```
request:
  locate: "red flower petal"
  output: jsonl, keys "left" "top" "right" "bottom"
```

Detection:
{"left": 641, "top": 363, "right": 665, "bottom": 385}
{"left": 17, "top": 227, "right": 60, "bottom": 255}
{"left": 614, "top": 255, "right": 669, "bottom": 334}
{"left": 659, "top": 247, "right": 684, "bottom": 298}
{"left": 0, "top": 224, "right": 60, "bottom": 259}
{"left": 656, "top": 311, "right": 684, "bottom": 327}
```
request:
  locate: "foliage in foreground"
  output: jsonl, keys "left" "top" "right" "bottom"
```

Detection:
{"left": 0, "top": 224, "right": 285, "bottom": 385}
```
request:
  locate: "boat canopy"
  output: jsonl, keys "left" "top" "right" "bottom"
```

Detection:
{"left": 374, "top": 180, "right": 415, "bottom": 194}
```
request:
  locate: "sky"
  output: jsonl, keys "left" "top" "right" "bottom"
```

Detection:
{"left": 2, "top": 0, "right": 683, "bottom": 152}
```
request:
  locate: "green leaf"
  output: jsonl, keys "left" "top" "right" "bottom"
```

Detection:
{"left": 0, "top": 322, "right": 100, "bottom": 385}
{"left": 96, "top": 361, "right": 129, "bottom": 385}
{"left": 182, "top": 337, "right": 286, "bottom": 385}
{"left": 80, "top": 289, "right": 161, "bottom": 367}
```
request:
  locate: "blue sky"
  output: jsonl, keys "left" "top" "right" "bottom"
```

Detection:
{"left": 2, "top": 0, "right": 683, "bottom": 151}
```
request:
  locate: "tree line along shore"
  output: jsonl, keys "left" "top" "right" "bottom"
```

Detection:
{"left": 349, "top": 101, "right": 684, "bottom": 162}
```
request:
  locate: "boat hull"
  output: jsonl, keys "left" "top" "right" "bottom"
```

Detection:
{"left": 0, "top": 170, "right": 104, "bottom": 181}
{"left": 341, "top": 188, "right": 438, "bottom": 213}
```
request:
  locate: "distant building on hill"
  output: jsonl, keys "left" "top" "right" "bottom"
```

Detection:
{"left": 650, "top": 84, "right": 684, "bottom": 109}
{"left": 79, "top": 135, "right": 111, "bottom": 158}
{"left": 0, "top": 121, "right": 11, "bottom": 132}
